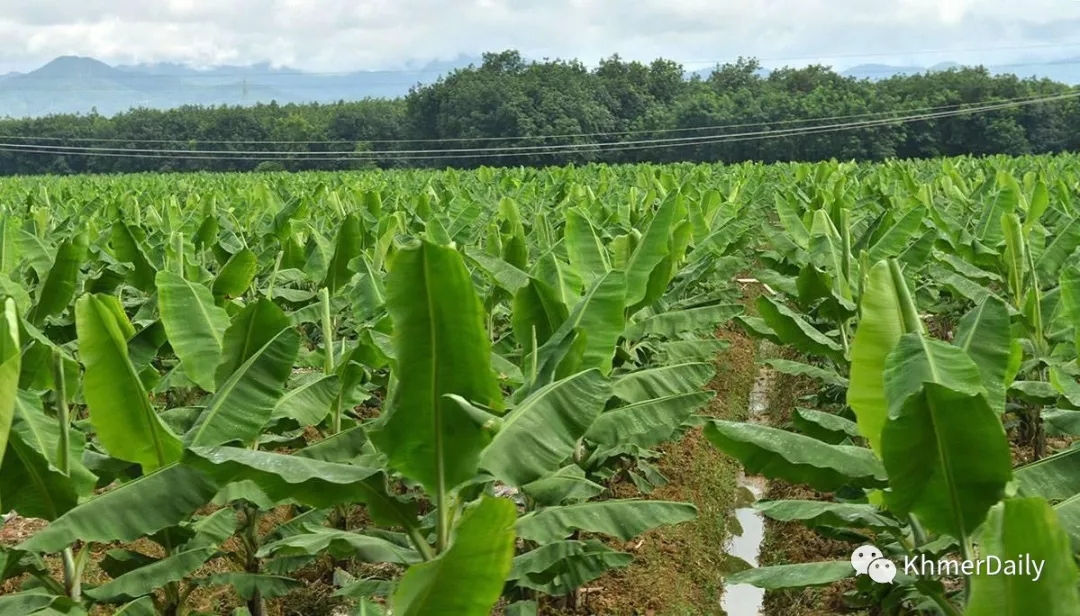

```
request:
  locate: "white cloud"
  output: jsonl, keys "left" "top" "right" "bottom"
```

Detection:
{"left": 0, "top": 0, "right": 1078, "bottom": 72}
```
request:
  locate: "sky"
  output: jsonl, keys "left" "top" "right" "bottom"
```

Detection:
{"left": 2, "top": 0, "right": 1080, "bottom": 74}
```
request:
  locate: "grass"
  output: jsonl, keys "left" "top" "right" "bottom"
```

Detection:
{"left": 752, "top": 345, "right": 863, "bottom": 616}
{"left": 574, "top": 298, "right": 762, "bottom": 615}
{"left": 584, "top": 326, "right": 758, "bottom": 615}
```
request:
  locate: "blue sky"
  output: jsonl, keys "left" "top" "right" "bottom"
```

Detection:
{"left": 2, "top": 0, "right": 1080, "bottom": 72}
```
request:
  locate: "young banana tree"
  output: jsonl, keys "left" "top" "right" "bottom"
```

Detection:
{"left": 707, "top": 259, "right": 1080, "bottom": 613}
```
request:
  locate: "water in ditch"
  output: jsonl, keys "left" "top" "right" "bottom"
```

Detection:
{"left": 719, "top": 357, "right": 773, "bottom": 616}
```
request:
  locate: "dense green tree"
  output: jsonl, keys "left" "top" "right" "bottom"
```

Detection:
{"left": 0, "top": 50, "right": 1076, "bottom": 176}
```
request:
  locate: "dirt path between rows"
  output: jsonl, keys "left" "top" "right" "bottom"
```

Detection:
{"left": 563, "top": 317, "right": 759, "bottom": 615}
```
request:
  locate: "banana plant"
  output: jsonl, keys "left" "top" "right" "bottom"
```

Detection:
{"left": 708, "top": 259, "right": 1080, "bottom": 613}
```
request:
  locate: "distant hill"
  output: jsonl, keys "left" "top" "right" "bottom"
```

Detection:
{"left": 689, "top": 57, "right": 1080, "bottom": 85}
{"left": 2, "top": 54, "right": 1078, "bottom": 119}
{"left": 686, "top": 65, "right": 771, "bottom": 81}
{"left": 840, "top": 63, "right": 927, "bottom": 80}
{"left": 0, "top": 56, "right": 287, "bottom": 117}
{"left": 841, "top": 59, "right": 1080, "bottom": 84}
{"left": 0, "top": 55, "right": 480, "bottom": 118}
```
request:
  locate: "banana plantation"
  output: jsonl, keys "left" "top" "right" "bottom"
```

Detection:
{"left": 0, "top": 155, "right": 1079, "bottom": 615}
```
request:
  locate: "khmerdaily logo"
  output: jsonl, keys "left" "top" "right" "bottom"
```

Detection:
{"left": 851, "top": 545, "right": 1046, "bottom": 584}
{"left": 851, "top": 545, "right": 897, "bottom": 583}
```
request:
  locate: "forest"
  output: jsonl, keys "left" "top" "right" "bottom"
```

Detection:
{"left": 0, "top": 50, "right": 1077, "bottom": 176}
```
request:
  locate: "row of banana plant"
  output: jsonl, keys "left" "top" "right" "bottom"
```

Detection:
{"left": 0, "top": 164, "right": 758, "bottom": 614}
{"left": 711, "top": 157, "right": 1080, "bottom": 612}
{"left": 6, "top": 154, "right": 1080, "bottom": 614}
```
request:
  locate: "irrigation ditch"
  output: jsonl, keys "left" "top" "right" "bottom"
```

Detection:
{"left": 720, "top": 345, "right": 774, "bottom": 616}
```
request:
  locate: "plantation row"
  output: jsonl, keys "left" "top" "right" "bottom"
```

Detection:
{"left": 0, "top": 154, "right": 1079, "bottom": 615}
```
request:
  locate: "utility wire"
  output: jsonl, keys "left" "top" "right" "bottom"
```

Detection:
{"left": 0, "top": 91, "right": 1073, "bottom": 148}
{"left": 2, "top": 91, "right": 1075, "bottom": 162}
{"left": 5, "top": 92, "right": 1076, "bottom": 156}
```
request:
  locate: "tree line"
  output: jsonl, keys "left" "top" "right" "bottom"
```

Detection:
{"left": 0, "top": 50, "right": 1077, "bottom": 176}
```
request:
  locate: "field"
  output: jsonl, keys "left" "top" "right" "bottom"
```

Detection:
{"left": 1, "top": 154, "right": 1080, "bottom": 615}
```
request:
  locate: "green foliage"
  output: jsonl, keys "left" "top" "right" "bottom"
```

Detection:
{"left": 0, "top": 162, "right": 751, "bottom": 614}
{"left": 3, "top": 154, "right": 1080, "bottom": 614}
{"left": 1, "top": 52, "right": 1078, "bottom": 175}
{"left": 695, "top": 156, "right": 1080, "bottom": 611}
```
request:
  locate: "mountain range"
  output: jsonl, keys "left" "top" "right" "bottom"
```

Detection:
{"left": 839, "top": 59, "right": 1080, "bottom": 83}
{"left": 0, "top": 55, "right": 480, "bottom": 118}
{"left": 1, "top": 55, "right": 1078, "bottom": 119}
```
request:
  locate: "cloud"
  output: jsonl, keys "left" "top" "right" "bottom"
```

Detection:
{"left": 0, "top": 0, "right": 1078, "bottom": 72}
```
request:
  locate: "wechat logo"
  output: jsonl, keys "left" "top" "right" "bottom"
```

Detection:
{"left": 851, "top": 545, "right": 897, "bottom": 584}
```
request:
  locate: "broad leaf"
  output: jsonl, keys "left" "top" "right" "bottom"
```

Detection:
{"left": 322, "top": 213, "right": 363, "bottom": 295}
{"left": 624, "top": 304, "right": 743, "bottom": 339}
{"left": 586, "top": 392, "right": 713, "bottom": 450}
{"left": 624, "top": 195, "right": 677, "bottom": 306}
{"left": 109, "top": 224, "right": 157, "bottom": 292}
{"left": 481, "top": 369, "right": 610, "bottom": 487}
{"left": 564, "top": 210, "right": 609, "bottom": 287}
{"left": 510, "top": 540, "right": 632, "bottom": 596}
{"left": 370, "top": 240, "right": 503, "bottom": 495}
{"left": 213, "top": 298, "right": 291, "bottom": 387}
{"left": 521, "top": 465, "right": 605, "bottom": 505}
{"left": 848, "top": 260, "right": 917, "bottom": 455}
{"left": 19, "top": 464, "right": 216, "bottom": 553}
{"left": 0, "top": 298, "right": 19, "bottom": 503}
{"left": 0, "top": 430, "right": 79, "bottom": 520}
{"left": 756, "top": 295, "right": 844, "bottom": 363}
{"left": 271, "top": 374, "right": 339, "bottom": 425}
{"left": 764, "top": 359, "right": 848, "bottom": 389}
{"left": 512, "top": 278, "right": 569, "bottom": 349}
{"left": 725, "top": 561, "right": 853, "bottom": 589}
{"left": 754, "top": 500, "right": 899, "bottom": 531}
{"left": 704, "top": 420, "right": 887, "bottom": 492}
{"left": 186, "top": 327, "right": 299, "bottom": 448}
{"left": 76, "top": 294, "right": 182, "bottom": 471}
{"left": 1015, "top": 449, "right": 1080, "bottom": 501}
{"left": 86, "top": 547, "right": 217, "bottom": 603}
{"left": 953, "top": 296, "right": 1012, "bottom": 411}
{"left": 212, "top": 248, "right": 258, "bottom": 301}
{"left": 655, "top": 339, "right": 730, "bottom": 363}
{"left": 966, "top": 498, "right": 1080, "bottom": 615}
{"left": 29, "top": 232, "right": 88, "bottom": 324}
{"left": 156, "top": 271, "right": 230, "bottom": 392}
{"left": 195, "top": 574, "right": 300, "bottom": 601}
{"left": 880, "top": 335, "right": 1013, "bottom": 538}
{"left": 464, "top": 249, "right": 530, "bottom": 293}
{"left": 258, "top": 528, "right": 420, "bottom": 564}
{"left": 391, "top": 496, "right": 516, "bottom": 616}
{"left": 184, "top": 447, "right": 402, "bottom": 513}
{"left": 612, "top": 362, "right": 714, "bottom": 403}
{"left": 791, "top": 408, "right": 861, "bottom": 445}
{"left": 516, "top": 500, "right": 697, "bottom": 543}
{"left": 527, "top": 270, "right": 625, "bottom": 387}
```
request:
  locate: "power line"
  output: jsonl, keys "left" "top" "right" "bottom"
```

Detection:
{"left": 1, "top": 91, "right": 1071, "bottom": 147}
{"left": 2, "top": 92, "right": 1074, "bottom": 163}
{"left": 5, "top": 92, "right": 1074, "bottom": 157}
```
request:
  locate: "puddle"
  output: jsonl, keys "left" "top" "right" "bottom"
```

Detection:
{"left": 720, "top": 353, "right": 773, "bottom": 616}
